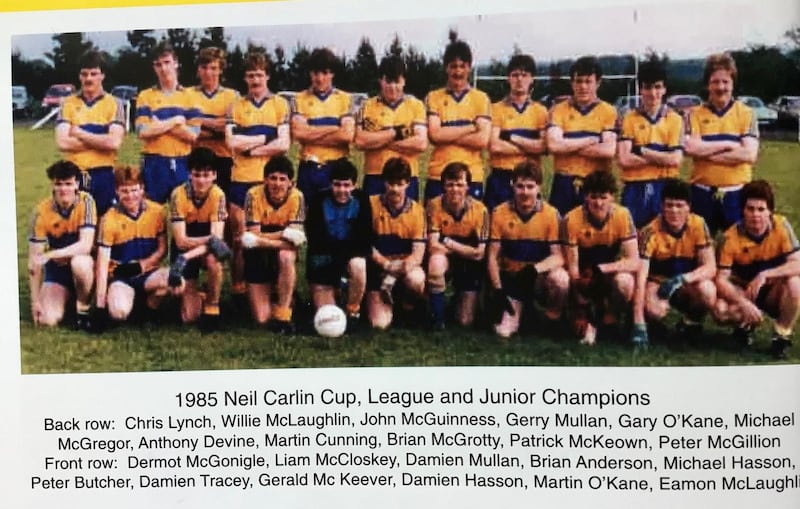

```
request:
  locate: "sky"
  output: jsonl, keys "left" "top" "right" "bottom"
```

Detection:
{"left": 9, "top": 0, "right": 799, "bottom": 64}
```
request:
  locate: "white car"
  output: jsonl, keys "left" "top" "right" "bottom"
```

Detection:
{"left": 738, "top": 96, "right": 777, "bottom": 127}
{"left": 12, "top": 85, "right": 29, "bottom": 118}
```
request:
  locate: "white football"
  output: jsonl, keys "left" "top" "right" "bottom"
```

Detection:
{"left": 313, "top": 305, "right": 347, "bottom": 338}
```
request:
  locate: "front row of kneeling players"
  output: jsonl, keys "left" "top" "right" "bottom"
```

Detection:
{"left": 29, "top": 152, "right": 799, "bottom": 358}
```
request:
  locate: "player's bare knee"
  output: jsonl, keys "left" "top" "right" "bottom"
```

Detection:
{"left": 348, "top": 257, "right": 366, "bottom": 277}
{"left": 278, "top": 249, "right": 296, "bottom": 267}
{"left": 614, "top": 273, "right": 635, "bottom": 300}
{"left": 406, "top": 268, "right": 426, "bottom": 294}
{"left": 38, "top": 306, "right": 64, "bottom": 327}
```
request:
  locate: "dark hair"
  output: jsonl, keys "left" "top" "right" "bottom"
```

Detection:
{"left": 263, "top": 155, "right": 294, "bottom": 180}
{"left": 741, "top": 179, "right": 774, "bottom": 212}
{"left": 703, "top": 53, "right": 737, "bottom": 85}
{"left": 511, "top": 161, "right": 542, "bottom": 185}
{"left": 329, "top": 158, "right": 358, "bottom": 183}
{"left": 381, "top": 157, "right": 411, "bottom": 183}
{"left": 378, "top": 56, "right": 406, "bottom": 82}
{"left": 661, "top": 178, "right": 691, "bottom": 204}
{"left": 570, "top": 56, "right": 602, "bottom": 80}
{"left": 244, "top": 52, "right": 271, "bottom": 74}
{"left": 582, "top": 170, "right": 617, "bottom": 195}
{"left": 637, "top": 60, "right": 666, "bottom": 87}
{"left": 308, "top": 47, "right": 339, "bottom": 73}
{"left": 151, "top": 41, "right": 176, "bottom": 61}
{"left": 114, "top": 165, "right": 143, "bottom": 187}
{"left": 507, "top": 54, "right": 536, "bottom": 76}
{"left": 197, "top": 46, "right": 226, "bottom": 70}
{"left": 441, "top": 162, "right": 471, "bottom": 184}
{"left": 443, "top": 40, "right": 472, "bottom": 66}
{"left": 46, "top": 160, "right": 81, "bottom": 181}
{"left": 78, "top": 50, "right": 106, "bottom": 73}
{"left": 188, "top": 147, "right": 217, "bottom": 172}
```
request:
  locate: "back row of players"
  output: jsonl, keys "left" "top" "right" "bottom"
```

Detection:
{"left": 30, "top": 39, "right": 798, "bottom": 358}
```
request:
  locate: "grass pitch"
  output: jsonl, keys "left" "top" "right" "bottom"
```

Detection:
{"left": 13, "top": 125, "right": 800, "bottom": 373}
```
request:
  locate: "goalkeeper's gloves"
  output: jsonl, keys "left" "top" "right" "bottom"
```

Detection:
{"left": 206, "top": 236, "right": 232, "bottom": 261}
{"left": 168, "top": 255, "right": 187, "bottom": 288}
{"left": 281, "top": 228, "right": 307, "bottom": 247}
{"left": 657, "top": 274, "right": 685, "bottom": 300}
{"left": 240, "top": 231, "right": 258, "bottom": 249}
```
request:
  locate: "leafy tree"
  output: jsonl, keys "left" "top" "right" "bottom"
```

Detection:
{"left": 198, "top": 27, "right": 228, "bottom": 52}
{"left": 345, "top": 37, "right": 378, "bottom": 94}
{"left": 730, "top": 45, "right": 799, "bottom": 102}
{"left": 166, "top": 28, "right": 198, "bottom": 85}
{"left": 46, "top": 32, "right": 96, "bottom": 84}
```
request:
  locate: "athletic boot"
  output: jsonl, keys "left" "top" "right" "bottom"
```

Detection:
{"left": 769, "top": 333, "right": 792, "bottom": 360}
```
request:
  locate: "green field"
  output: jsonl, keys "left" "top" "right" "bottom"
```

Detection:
{"left": 13, "top": 125, "right": 800, "bottom": 373}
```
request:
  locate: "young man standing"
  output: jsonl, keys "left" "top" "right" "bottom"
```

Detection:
{"left": 28, "top": 161, "right": 96, "bottom": 329}
{"left": 684, "top": 53, "right": 759, "bottom": 233}
{"left": 168, "top": 147, "right": 231, "bottom": 332}
{"left": 561, "top": 171, "right": 639, "bottom": 345}
{"left": 367, "top": 158, "right": 426, "bottom": 329}
{"left": 487, "top": 54, "right": 547, "bottom": 211}
{"left": 426, "top": 162, "right": 489, "bottom": 330}
{"left": 55, "top": 50, "right": 125, "bottom": 216}
{"left": 424, "top": 39, "right": 491, "bottom": 202}
{"left": 305, "top": 158, "right": 372, "bottom": 328}
{"left": 240, "top": 155, "right": 305, "bottom": 333}
{"left": 714, "top": 180, "right": 799, "bottom": 359}
{"left": 547, "top": 56, "right": 618, "bottom": 216}
{"left": 226, "top": 52, "right": 291, "bottom": 305}
{"left": 354, "top": 56, "right": 427, "bottom": 200}
{"left": 634, "top": 179, "right": 716, "bottom": 345}
{"left": 616, "top": 61, "right": 684, "bottom": 228}
{"left": 291, "top": 47, "right": 355, "bottom": 201}
{"left": 95, "top": 165, "right": 174, "bottom": 326}
{"left": 487, "top": 162, "right": 567, "bottom": 339}
{"left": 135, "top": 42, "right": 200, "bottom": 204}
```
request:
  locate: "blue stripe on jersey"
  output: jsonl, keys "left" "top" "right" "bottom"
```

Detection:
{"left": 47, "top": 232, "right": 79, "bottom": 250}
{"left": 441, "top": 119, "right": 473, "bottom": 127}
{"left": 578, "top": 243, "right": 621, "bottom": 268}
{"left": 259, "top": 224, "right": 284, "bottom": 233}
{"left": 152, "top": 106, "right": 188, "bottom": 121}
{"left": 732, "top": 256, "right": 786, "bottom": 283}
{"left": 502, "top": 128, "right": 539, "bottom": 139}
{"left": 308, "top": 117, "right": 340, "bottom": 126}
{"left": 451, "top": 234, "right": 480, "bottom": 247}
{"left": 564, "top": 130, "right": 601, "bottom": 139}
{"left": 644, "top": 143, "right": 670, "bottom": 152}
{"left": 186, "top": 222, "right": 211, "bottom": 238}
{"left": 649, "top": 256, "right": 696, "bottom": 278}
{"left": 500, "top": 239, "right": 551, "bottom": 263}
{"left": 701, "top": 133, "right": 741, "bottom": 142}
{"left": 236, "top": 125, "right": 278, "bottom": 137}
{"left": 110, "top": 237, "right": 160, "bottom": 264}
{"left": 80, "top": 123, "right": 110, "bottom": 134}
{"left": 375, "top": 234, "right": 413, "bottom": 257}
{"left": 136, "top": 106, "right": 152, "bottom": 117}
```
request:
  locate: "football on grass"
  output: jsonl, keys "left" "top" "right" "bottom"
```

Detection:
{"left": 313, "top": 305, "right": 347, "bottom": 338}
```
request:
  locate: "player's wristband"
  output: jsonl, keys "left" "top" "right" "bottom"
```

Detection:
{"left": 499, "top": 131, "right": 512, "bottom": 142}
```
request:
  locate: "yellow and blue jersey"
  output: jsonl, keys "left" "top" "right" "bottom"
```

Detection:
{"left": 688, "top": 100, "right": 758, "bottom": 186}
{"left": 490, "top": 199, "right": 561, "bottom": 273}
{"left": 619, "top": 105, "right": 684, "bottom": 181}
{"left": 358, "top": 94, "right": 426, "bottom": 176}
{"left": 292, "top": 88, "right": 353, "bottom": 163}
{"left": 427, "top": 196, "right": 489, "bottom": 247}
{"left": 97, "top": 199, "right": 165, "bottom": 272}
{"left": 548, "top": 99, "right": 617, "bottom": 178}
{"left": 718, "top": 214, "right": 799, "bottom": 284}
{"left": 561, "top": 204, "right": 637, "bottom": 269}
{"left": 188, "top": 85, "right": 238, "bottom": 158}
{"left": 490, "top": 97, "right": 548, "bottom": 170}
{"left": 29, "top": 191, "right": 97, "bottom": 252}
{"left": 369, "top": 194, "right": 426, "bottom": 259}
{"left": 169, "top": 182, "right": 227, "bottom": 238}
{"left": 425, "top": 87, "right": 491, "bottom": 181}
{"left": 639, "top": 213, "right": 711, "bottom": 281}
{"left": 135, "top": 85, "right": 201, "bottom": 157}
{"left": 244, "top": 186, "right": 305, "bottom": 233}
{"left": 229, "top": 93, "right": 291, "bottom": 183}
{"left": 57, "top": 93, "right": 125, "bottom": 170}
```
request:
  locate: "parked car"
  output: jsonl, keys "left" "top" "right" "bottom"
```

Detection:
{"left": 666, "top": 94, "right": 702, "bottom": 116}
{"left": 12, "top": 85, "right": 30, "bottom": 118}
{"left": 351, "top": 92, "right": 368, "bottom": 110}
{"left": 540, "top": 94, "right": 571, "bottom": 109}
{"left": 738, "top": 95, "right": 777, "bottom": 127}
{"left": 110, "top": 85, "right": 138, "bottom": 102}
{"left": 41, "top": 83, "right": 75, "bottom": 111}
{"left": 613, "top": 95, "right": 641, "bottom": 117}
{"left": 768, "top": 95, "right": 800, "bottom": 126}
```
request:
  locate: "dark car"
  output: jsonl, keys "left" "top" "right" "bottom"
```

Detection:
{"left": 666, "top": 94, "right": 702, "bottom": 116}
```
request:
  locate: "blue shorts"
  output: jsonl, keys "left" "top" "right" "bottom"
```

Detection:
{"left": 424, "top": 179, "right": 483, "bottom": 203}
{"left": 228, "top": 181, "right": 260, "bottom": 209}
{"left": 622, "top": 180, "right": 665, "bottom": 229}
{"left": 549, "top": 173, "right": 585, "bottom": 216}
{"left": 307, "top": 253, "right": 349, "bottom": 286}
{"left": 112, "top": 269, "right": 156, "bottom": 293}
{"left": 44, "top": 261, "right": 74, "bottom": 290}
{"left": 243, "top": 249, "right": 279, "bottom": 285}
{"left": 81, "top": 166, "right": 115, "bottom": 216}
{"left": 500, "top": 270, "right": 541, "bottom": 301}
{"left": 690, "top": 184, "right": 743, "bottom": 234}
{"left": 447, "top": 255, "right": 482, "bottom": 292}
{"left": 214, "top": 156, "right": 233, "bottom": 197}
{"left": 297, "top": 160, "right": 332, "bottom": 202}
{"left": 484, "top": 168, "right": 514, "bottom": 212}
{"left": 142, "top": 154, "right": 189, "bottom": 204}
{"left": 363, "top": 175, "right": 420, "bottom": 201}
